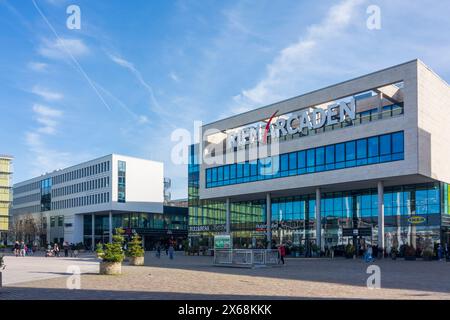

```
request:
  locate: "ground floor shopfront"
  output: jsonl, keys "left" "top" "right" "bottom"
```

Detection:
{"left": 189, "top": 182, "right": 450, "bottom": 257}
{"left": 82, "top": 208, "right": 188, "bottom": 250}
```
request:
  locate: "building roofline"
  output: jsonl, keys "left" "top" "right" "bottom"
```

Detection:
{"left": 0, "top": 154, "right": 14, "bottom": 160}
{"left": 203, "top": 59, "right": 425, "bottom": 128}
{"left": 13, "top": 153, "right": 163, "bottom": 187}
{"left": 416, "top": 59, "right": 450, "bottom": 88}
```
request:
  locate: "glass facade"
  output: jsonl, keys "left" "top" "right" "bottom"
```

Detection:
{"left": 189, "top": 136, "right": 450, "bottom": 256}
{"left": 0, "top": 156, "right": 12, "bottom": 234}
{"left": 40, "top": 178, "right": 52, "bottom": 212}
{"left": 118, "top": 160, "right": 126, "bottom": 203}
{"left": 83, "top": 210, "right": 188, "bottom": 248}
{"left": 206, "top": 131, "right": 404, "bottom": 188}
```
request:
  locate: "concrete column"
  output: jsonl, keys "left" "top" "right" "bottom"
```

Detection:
{"left": 91, "top": 214, "right": 95, "bottom": 250}
{"left": 378, "top": 181, "right": 385, "bottom": 257}
{"left": 108, "top": 211, "right": 113, "bottom": 243}
{"left": 266, "top": 193, "right": 272, "bottom": 249}
{"left": 315, "top": 188, "right": 321, "bottom": 253}
{"left": 225, "top": 198, "right": 231, "bottom": 234}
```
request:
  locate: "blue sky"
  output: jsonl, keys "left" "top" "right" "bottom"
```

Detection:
{"left": 0, "top": 0, "right": 449, "bottom": 199}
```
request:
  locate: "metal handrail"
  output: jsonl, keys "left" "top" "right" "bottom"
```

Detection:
{"left": 214, "top": 249, "right": 280, "bottom": 267}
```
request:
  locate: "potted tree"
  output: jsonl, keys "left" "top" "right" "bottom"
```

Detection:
{"left": 95, "top": 243, "right": 104, "bottom": 259}
{"left": 182, "top": 240, "right": 189, "bottom": 255}
{"left": 99, "top": 228, "right": 125, "bottom": 275}
{"left": 345, "top": 244, "right": 355, "bottom": 259}
{"left": 127, "top": 233, "right": 145, "bottom": 266}
{"left": 404, "top": 245, "right": 416, "bottom": 261}
{"left": 76, "top": 242, "right": 85, "bottom": 253}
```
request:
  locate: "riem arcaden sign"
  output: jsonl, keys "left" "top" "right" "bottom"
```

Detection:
{"left": 227, "top": 99, "right": 356, "bottom": 148}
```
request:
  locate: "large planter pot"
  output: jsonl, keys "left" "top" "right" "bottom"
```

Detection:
{"left": 129, "top": 256, "right": 145, "bottom": 266}
{"left": 99, "top": 261, "right": 122, "bottom": 275}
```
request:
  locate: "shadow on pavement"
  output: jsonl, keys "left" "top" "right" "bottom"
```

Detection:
{"left": 0, "top": 286, "right": 354, "bottom": 300}
{"left": 139, "top": 252, "right": 450, "bottom": 295}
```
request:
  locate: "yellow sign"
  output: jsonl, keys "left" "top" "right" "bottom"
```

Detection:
{"left": 408, "top": 216, "right": 426, "bottom": 224}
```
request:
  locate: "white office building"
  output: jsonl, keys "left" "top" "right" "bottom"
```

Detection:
{"left": 12, "top": 154, "right": 165, "bottom": 247}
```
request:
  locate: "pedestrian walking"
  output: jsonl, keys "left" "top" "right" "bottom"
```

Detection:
{"left": 156, "top": 244, "right": 161, "bottom": 258}
{"left": 168, "top": 244, "right": 174, "bottom": 260}
{"left": 365, "top": 245, "right": 373, "bottom": 262}
{"left": 19, "top": 241, "right": 26, "bottom": 257}
{"left": 278, "top": 244, "right": 286, "bottom": 265}
{"left": 438, "top": 244, "right": 443, "bottom": 261}
{"left": 53, "top": 243, "right": 60, "bottom": 257}
{"left": 445, "top": 243, "right": 449, "bottom": 260}
{"left": 63, "top": 241, "right": 69, "bottom": 257}
{"left": 14, "top": 241, "right": 20, "bottom": 257}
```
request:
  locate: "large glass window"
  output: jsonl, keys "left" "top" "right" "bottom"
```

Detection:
{"left": 206, "top": 131, "right": 405, "bottom": 188}
{"left": 345, "top": 141, "right": 356, "bottom": 167}
{"left": 368, "top": 136, "right": 379, "bottom": 164}
{"left": 315, "top": 147, "right": 325, "bottom": 172}
{"left": 379, "top": 134, "right": 392, "bottom": 162}
{"left": 356, "top": 139, "right": 367, "bottom": 166}
{"left": 118, "top": 160, "right": 126, "bottom": 203}
{"left": 325, "top": 145, "right": 335, "bottom": 170}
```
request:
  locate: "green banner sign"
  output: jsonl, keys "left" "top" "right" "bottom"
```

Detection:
{"left": 214, "top": 234, "right": 232, "bottom": 249}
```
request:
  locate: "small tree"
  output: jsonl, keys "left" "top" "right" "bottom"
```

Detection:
{"left": 96, "top": 243, "right": 104, "bottom": 257}
{"left": 127, "top": 233, "right": 144, "bottom": 258}
{"left": 102, "top": 228, "right": 125, "bottom": 263}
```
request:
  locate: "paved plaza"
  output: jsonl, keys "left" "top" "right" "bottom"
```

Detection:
{"left": 1, "top": 251, "right": 450, "bottom": 299}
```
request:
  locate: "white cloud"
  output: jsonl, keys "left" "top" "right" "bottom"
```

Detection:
{"left": 44, "top": 0, "right": 67, "bottom": 6}
{"left": 28, "top": 62, "right": 49, "bottom": 72}
{"left": 137, "top": 115, "right": 150, "bottom": 124}
{"left": 108, "top": 52, "right": 167, "bottom": 116}
{"left": 169, "top": 71, "right": 180, "bottom": 82}
{"left": 31, "top": 85, "right": 63, "bottom": 101}
{"left": 32, "top": 104, "right": 63, "bottom": 135}
{"left": 38, "top": 38, "right": 89, "bottom": 60}
{"left": 232, "top": 0, "right": 365, "bottom": 112}
{"left": 25, "top": 131, "right": 90, "bottom": 177}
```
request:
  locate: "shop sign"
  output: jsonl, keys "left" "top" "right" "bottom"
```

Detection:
{"left": 408, "top": 216, "right": 426, "bottom": 224}
{"left": 228, "top": 98, "right": 356, "bottom": 148}
{"left": 214, "top": 234, "right": 232, "bottom": 249}
{"left": 189, "top": 225, "right": 210, "bottom": 232}
{"left": 343, "top": 227, "right": 372, "bottom": 237}
{"left": 189, "top": 224, "right": 226, "bottom": 232}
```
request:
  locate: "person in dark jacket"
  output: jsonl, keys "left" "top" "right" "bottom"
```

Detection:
{"left": 278, "top": 244, "right": 286, "bottom": 265}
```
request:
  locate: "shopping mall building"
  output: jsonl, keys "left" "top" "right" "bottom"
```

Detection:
{"left": 188, "top": 59, "right": 450, "bottom": 256}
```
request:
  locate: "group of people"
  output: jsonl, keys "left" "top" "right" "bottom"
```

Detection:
{"left": 155, "top": 241, "right": 175, "bottom": 259}
{"left": 13, "top": 241, "right": 34, "bottom": 257}
{"left": 46, "top": 241, "right": 79, "bottom": 257}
